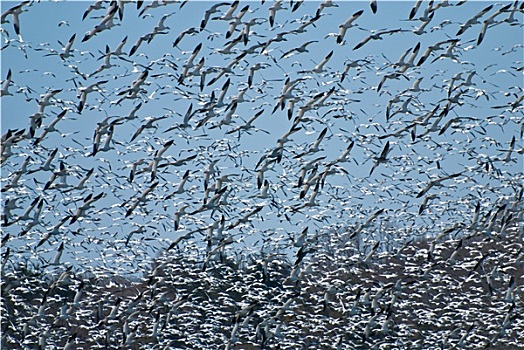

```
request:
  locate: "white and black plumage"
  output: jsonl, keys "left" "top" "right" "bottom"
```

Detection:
{"left": 417, "top": 38, "right": 458, "bottom": 66}
{"left": 416, "top": 173, "right": 462, "bottom": 198}
{"left": 349, "top": 208, "right": 384, "bottom": 239}
{"left": 82, "top": 0, "right": 105, "bottom": 20}
{"left": 125, "top": 181, "right": 159, "bottom": 217}
{"left": 37, "top": 89, "right": 63, "bottom": 113}
{"left": 337, "top": 10, "right": 363, "bottom": 44}
{"left": 456, "top": 4, "right": 493, "bottom": 36}
{"left": 81, "top": 3, "right": 118, "bottom": 42}
{"left": 207, "top": 52, "right": 246, "bottom": 86}
{"left": 149, "top": 139, "right": 174, "bottom": 182}
{"left": 42, "top": 34, "right": 76, "bottom": 60}
{"left": 165, "top": 170, "right": 190, "bottom": 200}
{"left": 225, "top": 4, "right": 249, "bottom": 39}
{"left": 173, "top": 27, "right": 199, "bottom": 48}
{"left": 225, "top": 109, "right": 267, "bottom": 139}
{"left": 294, "top": 127, "right": 328, "bottom": 158}
{"left": 177, "top": 42, "right": 202, "bottom": 84}
{"left": 0, "top": 69, "right": 13, "bottom": 97}
{"left": 69, "top": 192, "right": 104, "bottom": 224}
{"left": 77, "top": 80, "right": 108, "bottom": 113}
{"left": 280, "top": 40, "right": 317, "bottom": 59}
{"left": 408, "top": 0, "right": 423, "bottom": 20}
{"left": 138, "top": 0, "right": 168, "bottom": 18}
{"left": 129, "top": 30, "right": 168, "bottom": 57}
{"left": 60, "top": 33, "right": 76, "bottom": 60}
{"left": 300, "top": 50, "right": 333, "bottom": 74}
{"left": 369, "top": 141, "right": 391, "bottom": 175}
{"left": 268, "top": 0, "right": 286, "bottom": 27}
{"left": 33, "top": 109, "right": 68, "bottom": 146}
{"left": 412, "top": 13, "right": 434, "bottom": 35}
{"left": 200, "top": 2, "right": 230, "bottom": 30}
{"left": 477, "top": 4, "right": 512, "bottom": 46}
{"left": 213, "top": 0, "right": 239, "bottom": 22}
{"left": 370, "top": 0, "right": 377, "bottom": 14}
{"left": 27, "top": 148, "right": 59, "bottom": 174}
{"left": 1, "top": 1, "right": 29, "bottom": 36}
{"left": 315, "top": 0, "right": 338, "bottom": 18}
{"left": 353, "top": 28, "right": 407, "bottom": 50}
{"left": 130, "top": 116, "right": 167, "bottom": 142}
{"left": 90, "top": 45, "right": 115, "bottom": 77}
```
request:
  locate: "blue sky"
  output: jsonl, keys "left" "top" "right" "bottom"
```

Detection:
{"left": 1, "top": 1, "right": 522, "bottom": 274}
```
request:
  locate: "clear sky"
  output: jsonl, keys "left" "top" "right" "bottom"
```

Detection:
{"left": 1, "top": 1, "right": 522, "bottom": 275}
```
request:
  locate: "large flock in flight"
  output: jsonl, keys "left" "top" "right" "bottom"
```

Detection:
{"left": 1, "top": 0, "right": 523, "bottom": 348}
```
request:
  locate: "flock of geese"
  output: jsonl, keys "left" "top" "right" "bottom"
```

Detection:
{"left": 1, "top": 0, "right": 523, "bottom": 349}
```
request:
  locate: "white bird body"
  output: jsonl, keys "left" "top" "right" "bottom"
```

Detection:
{"left": 337, "top": 10, "right": 363, "bottom": 44}
{"left": 1, "top": 69, "right": 13, "bottom": 97}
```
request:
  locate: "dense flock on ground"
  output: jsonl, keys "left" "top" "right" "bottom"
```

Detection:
{"left": 1, "top": 0, "right": 523, "bottom": 348}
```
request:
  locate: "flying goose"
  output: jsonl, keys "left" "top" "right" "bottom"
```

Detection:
{"left": 69, "top": 192, "right": 104, "bottom": 224}
{"left": 200, "top": 2, "right": 230, "bottom": 30}
{"left": 315, "top": 0, "right": 338, "bottom": 18}
{"left": 337, "top": 10, "right": 363, "bottom": 44}
{"left": 280, "top": 40, "right": 317, "bottom": 59}
{"left": 353, "top": 28, "right": 407, "bottom": 50}
{"left": 269, "top": 0, "right": 286, "bottom": 27}
{"left": 77, "top": 80, "right": 108, "bottom": 113}
{"left": 0, "top": 69, "right": 13, "bottom": 97}
{"left": 125, "top": 182, "right": 159, "bottom": 217}
{"left": 416, "top": 173, "right": 462, "bottom": 198}
{"left": 369, "top": 141, "right": 391, "bottom": 175}
{"left": 477, "top": 3, "right": 511, "bottom": 45}
{"left": 33, "top": 109, "right": 68, "bottom": 146}
{"left": 82, "top": 0, "right": 105, "bottom": 20}
{"left": 226, "top": 5, "right": 249, "bottom": 39}
{"left": 0, "top": 1, "right": 29, "bottom": 36}
{"left": 81, "top": 3, "right": 118, "bottom": 42}
{"left": 408, "top": 0, "right": 423, "bottom": 20}
{"left": 299, "top": 50, "right": 333, "bottom": 74}
{"left": 456, "top": 4, "right": 493, "bottom": 36}
{"left": 370, "top": 0, "right": 377, "bottom": 14}
{"left": 213, "top": 0, "right": 240, "bottom": 22}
